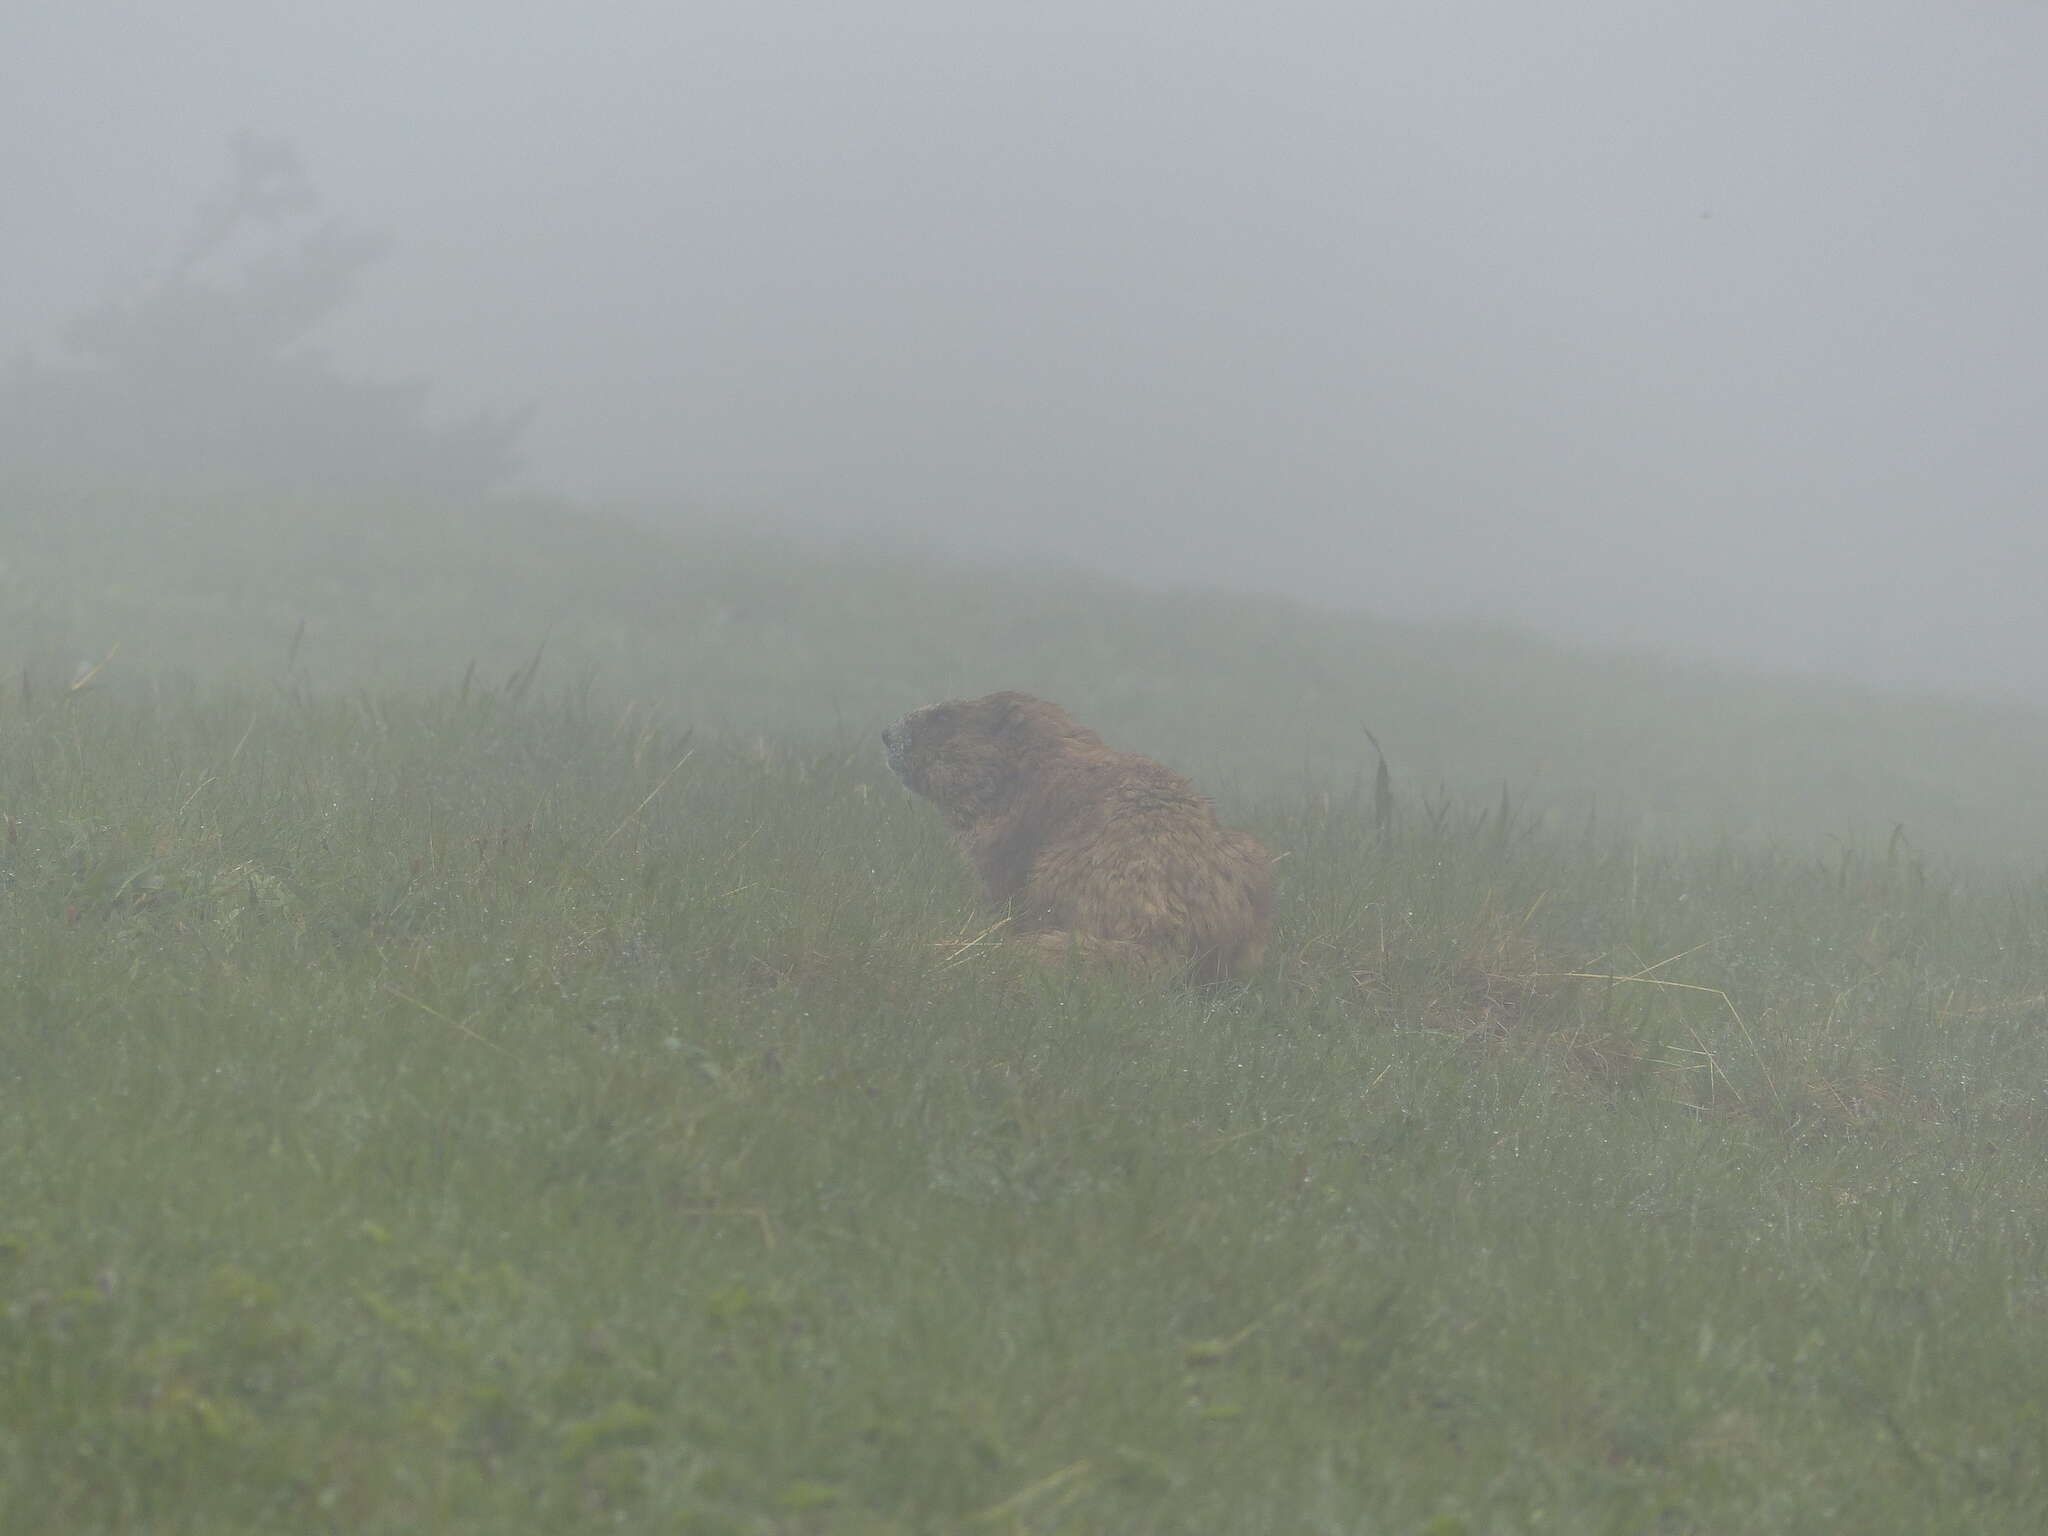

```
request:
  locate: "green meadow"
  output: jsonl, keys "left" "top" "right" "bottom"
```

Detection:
{"left": 4, "top": 485, "right": 2048, "bottom": 1532}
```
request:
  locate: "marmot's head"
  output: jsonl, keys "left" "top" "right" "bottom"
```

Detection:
{"left": 882, "top": 692, "right": 1081, "bottom": 826}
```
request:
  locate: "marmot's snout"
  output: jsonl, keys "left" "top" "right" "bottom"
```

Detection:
{"left": 880, "top": 722, "right": 909, "bottom": 781}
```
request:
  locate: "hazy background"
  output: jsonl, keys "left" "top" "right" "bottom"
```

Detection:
{"left": 7, "top": 1, "right": 2045, "bottom": 694}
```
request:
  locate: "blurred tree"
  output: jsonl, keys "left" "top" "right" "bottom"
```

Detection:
{"left": 2, "top": 131, "right": 527, "bottom": 496}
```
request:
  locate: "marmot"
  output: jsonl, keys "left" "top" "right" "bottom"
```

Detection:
{"left": 883, "top": 692, "right": 1271, "bottom": 982}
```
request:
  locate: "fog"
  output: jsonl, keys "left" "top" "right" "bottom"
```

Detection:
{"left": 9, "top": 1, "right": 2046, "bottom": 694}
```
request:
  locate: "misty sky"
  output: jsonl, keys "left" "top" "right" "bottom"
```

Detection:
{"left": 9, "top": 2, "right": 2047, "bottom": 692}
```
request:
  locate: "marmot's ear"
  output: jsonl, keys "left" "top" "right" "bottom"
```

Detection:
{"left": 990, "top": 693, "right": 1039, "bottom": 741}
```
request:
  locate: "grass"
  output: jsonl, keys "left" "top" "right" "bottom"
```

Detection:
{"left": 3, "top": 486, "right": 2048, "bottom": 1530}
{"left": 13, "top": 478, "right": 2048, "bottom": 862}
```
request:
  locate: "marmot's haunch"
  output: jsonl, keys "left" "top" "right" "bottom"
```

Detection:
{"left": 882, "top": 692, "right": 1272, "bottom": 982}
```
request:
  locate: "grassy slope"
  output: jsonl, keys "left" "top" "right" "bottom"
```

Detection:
{"left": 3, "top": 486, "right": 2048, "bottom": 1531}
{"left": 11, "top": 482, "right": 2048, "bottom": 861}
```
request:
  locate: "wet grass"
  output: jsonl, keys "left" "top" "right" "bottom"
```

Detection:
{"left": 4, "top": 674, "right": 2048, "bottom": 1532}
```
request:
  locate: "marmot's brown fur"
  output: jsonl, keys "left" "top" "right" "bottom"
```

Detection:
{"left": 882, "top": 692, "right": 1272, "bottom": 982}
